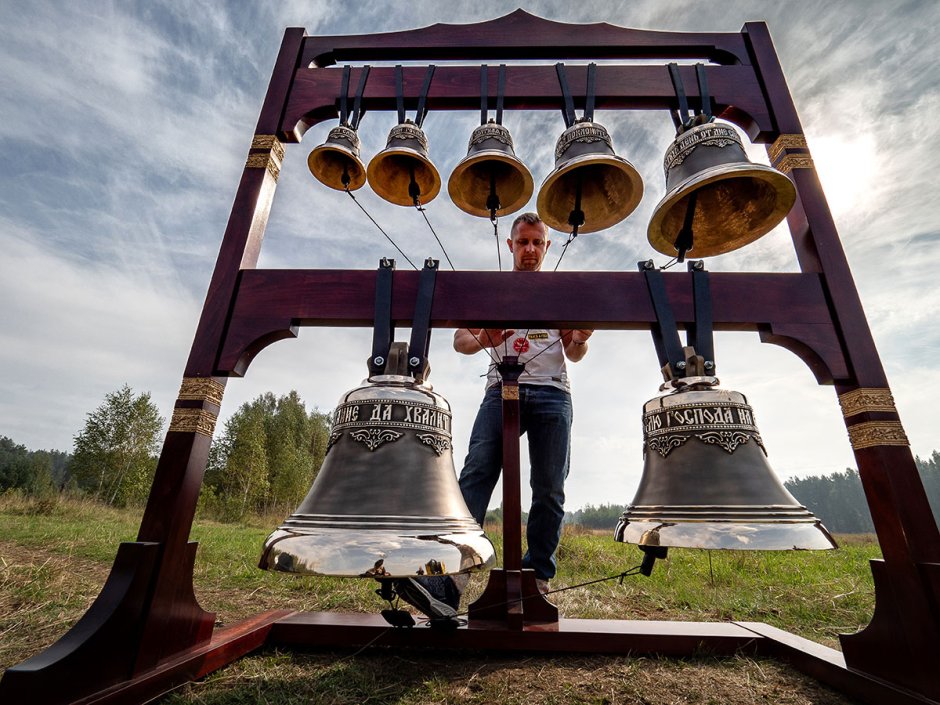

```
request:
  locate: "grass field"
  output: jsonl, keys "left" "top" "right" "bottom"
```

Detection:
{"left": 0, "top": 494, "right": 878, "bottom": 704}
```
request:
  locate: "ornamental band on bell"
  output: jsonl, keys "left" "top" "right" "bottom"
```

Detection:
{"left": 387, "top": 123, "right": 429, "bottom": 150}
{"left": 643, "top": 400, "right": 766, "bottom": 458}
{"left": 469, "top": 123, "right": 513, "bottom": 149}
{"left": 664, "top": 123, "right": 741, "bottom": 170}
{"left": 554, "top": 123, "right": 613, "bottom": 160}
{"left": 330, "top": 399, "right": 452, "bottom": 454}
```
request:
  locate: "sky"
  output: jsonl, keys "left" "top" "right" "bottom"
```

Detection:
{"left": 1, "top": 1, "right": 938, "bottom": 515}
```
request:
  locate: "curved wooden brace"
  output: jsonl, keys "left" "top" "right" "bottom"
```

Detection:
{"left": 759, "top": 323, "right": 848, "bottom": 384}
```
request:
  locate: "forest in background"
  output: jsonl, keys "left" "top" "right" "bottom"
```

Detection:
{"left": 2, "top": 385, "right": 938, "bottom": 532}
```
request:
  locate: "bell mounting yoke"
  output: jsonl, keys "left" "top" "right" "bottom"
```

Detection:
{"left": 639, "top": 259, "right": 716, "bottom": 382}
{"left": 367, "top": 257, "right": 438, "bottom": 383}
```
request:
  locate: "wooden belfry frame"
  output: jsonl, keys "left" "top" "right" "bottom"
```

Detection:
{"left": 2, "top": 11, "right": 939, "bottom": 705}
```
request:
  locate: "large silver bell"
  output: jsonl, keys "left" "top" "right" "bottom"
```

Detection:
{"left": 615, "top": 377, "right": 837, "bottom": 551}
{"left": 447, "top": 119, "right": 533, "bottom": 218}
{"left": 647, "top": 121, "right": 797, "bottom": 258}
{"left": 366, "top": 119, "right": 442, "bottom": 207}
{"left": 260, "top": 351, "right": 495, "bottom": 577}
{"left": 537, "top": 119, "right": 644, "bottom": 234}
{"left": 307, "top": 124, "right": 367, "bottom": 192}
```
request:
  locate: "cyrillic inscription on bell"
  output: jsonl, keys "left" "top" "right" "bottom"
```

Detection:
{"left": 260, "top": 373, "right": 495, "bottom": 577}
{"left": 616, "top": 381, "right": 837, "bottom": 551}
{"left": 647, "top": 121, "right": 796, "bottom": 258}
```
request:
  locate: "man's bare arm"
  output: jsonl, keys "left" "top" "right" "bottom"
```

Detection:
{"left": 454, "top": 328, "right": 517, "bottom": 355}
{"left": 560, "top": 328, "right": 593, "bottom": 362}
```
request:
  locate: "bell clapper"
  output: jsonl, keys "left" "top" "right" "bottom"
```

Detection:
{"left": 673, "top": 189, "right": 698, "bottom": 263}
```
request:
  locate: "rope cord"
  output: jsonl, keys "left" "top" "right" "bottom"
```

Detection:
{"left": 344, "top": 188, "right": 418, "bottom": 270}
{"left": 450, "top": 564, "right": 646, "bottom": 620}
{"left": 552, "top": 231, "right": 577, "bottom": 271}
{"left": 416, "top": 206, "right": 455, "bottom": 271}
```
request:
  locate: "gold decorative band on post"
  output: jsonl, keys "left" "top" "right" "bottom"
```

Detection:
{"left": 775, "top": 154, "right": 814, "bottom": 174}
{"left": 251, "top": 134, "right": 285, "bottom": 163}
{"left": 847, "top": 421, "right": 909, "bottom": 450}
{"left": 768, "top": 133, "right": 809, "bottom": 163}
{"left": 178, "top": 377, "right": 225, "bottom": 407}
{"left": 169, "top": 408, "right": 218, "bottom": 437}
{"left": 502, "top": 386, "right": 520, "bottom": 400}
{"left": 245, "top": 153, "right": 280, "bottom": 181}
{"left": 838, "top": 387, "right": 897, "bottom": 417}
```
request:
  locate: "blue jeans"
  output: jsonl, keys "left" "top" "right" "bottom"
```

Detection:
{"left": 458, "top": 384, "right": 573, "bottom": 580}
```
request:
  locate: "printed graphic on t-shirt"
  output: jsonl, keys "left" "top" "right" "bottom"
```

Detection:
{"left": 513, "top": 337, "right": 530, "bottom": 354}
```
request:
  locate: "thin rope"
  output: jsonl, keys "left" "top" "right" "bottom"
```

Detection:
{"left": 552, "top": 231, "right": 577, "bottom": 271}
{"left": 416, "top": 205, "right": 456, "bottom": 271}
{"left": 452, "top": 564, "right": 646, "bottom": 619}
{"left": 344, "top": 188, "right": 418, "bottom": 270}
{"left": 492, "top": 217, "right": 502, "bottom": 271}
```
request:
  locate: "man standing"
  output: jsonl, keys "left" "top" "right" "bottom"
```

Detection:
{"left": 454, "top": 212, "right": 592, "bottom": 592}
{"left": 391, "top": 213, "right": 592, "bottom": 623}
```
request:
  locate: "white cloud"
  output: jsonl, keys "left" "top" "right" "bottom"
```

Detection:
{"left": 1, "top": 0, "right": 937, "bottom": 512}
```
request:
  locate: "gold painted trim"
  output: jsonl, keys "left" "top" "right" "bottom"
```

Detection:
{"left": 776, "top": 154, "right": 814, "bottom": 174}
{"left": 838, "top": 387, "right": 897, "bottom": 417}
{"left": 178, "top": 377, "right": 225, "bottom": 407}
{"left": 246, "top": 153, "right": 280, "bottom": 181}
{"left": 847, "top": 421, "right": 909, "bottom": 450}
{"left": 502, "top": 386, "right": 520, "bottom": 400}
{"left": 251, "top": 134, "right": 285, "bottom": 163}
{"left": 169, "top": 408, "right": 218, "bottom": 437}
{"left": 768, "top": 134, "right": 808, "bottom": 163}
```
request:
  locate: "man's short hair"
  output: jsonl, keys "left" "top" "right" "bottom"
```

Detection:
{"left": 510, "top": 212, "right": 548, "bottom": 239}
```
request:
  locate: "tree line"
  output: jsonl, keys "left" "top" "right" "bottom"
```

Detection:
{"left": 0, "top": 385, "right": 330, "bottom": 522}
{"left": 2, "top": 384, "right": 939, "bottom": 533}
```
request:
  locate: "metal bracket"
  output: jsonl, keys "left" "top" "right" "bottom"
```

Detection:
{"left": 407, "top": 258, "right": 439, "bottom": 383}
{"left": 640, "top": 260, "right": 685, "bottom": 380}
{"left": 687, "top": 260, "right": 715, "bottom": 373}
{"left": 368, "top": 258, "right": 395, "bottom": 376}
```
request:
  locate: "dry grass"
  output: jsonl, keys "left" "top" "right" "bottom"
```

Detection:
{"left": 0, "top": 496, "right": 869, "bottom": 704}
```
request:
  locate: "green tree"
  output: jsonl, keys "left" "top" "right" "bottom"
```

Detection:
{"left": 0, "top": 437, "right": 67, "bottom": 496}
{"left": 69, "top": 385, "right": 165, "bottom": 506}
{"left": 785, "top": 468, "right": 874, "bottom": 533}
{"left": 916, "top": 451, "right": 940, "bottom": 525}
{"left": 0, "top": 436, "right": 32, "bottom": 491}
{"left": 204, "top": 391, "right": 330, "bottom": 521}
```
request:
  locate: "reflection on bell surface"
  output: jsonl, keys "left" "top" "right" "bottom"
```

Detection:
{"left": 307, "top": 124, "right": 367, "bottom": 192}
{"left": 537, "top": 119, "right": 643, "bottom": 234}
{"left": 647, "top": 121, "right": 796, "bottom": 258}
{"left": 615, "top": 376, "right": 837, "bottom": 551}
{"left": 260, "top": 371, "right": 495, "bottom": 577}
{"left": 366, "top": 119, "right": 442, "bottom": 207}
{"left": 448, "top": 119, "right": 533, "bottom": 218}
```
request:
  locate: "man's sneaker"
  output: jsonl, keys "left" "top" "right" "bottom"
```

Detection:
{"left": 393, "top": 575, "right": 460, "bottom": 620}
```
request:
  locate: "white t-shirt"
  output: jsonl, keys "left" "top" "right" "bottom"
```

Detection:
{"left": 485, "top": 329, "right": 570, "bottom": 392}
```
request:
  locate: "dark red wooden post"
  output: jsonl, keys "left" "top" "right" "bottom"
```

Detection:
{"left": 745, "top": 22, "right": 940, "bottom": 698}
{"left": 467, "top": 357, "right": 558, "bottom": 627}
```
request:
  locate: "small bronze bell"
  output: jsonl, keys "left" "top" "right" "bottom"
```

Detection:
{"left": 260, "top": 346, "right": 495, "bottom": 577}
{"left": 366, "top": 119, "right": 442, "bottom": 207}
{"left": 647, "top": 121, "right": 796, "bottom": 258}
{"left": 616, "top": 375, "right": 837, "bottom": 551}
{"left": 448, "top": 119, "right": 533, "bottom": 218}
{"left": 307, "top": 124, "right": 367, "bottom": 192}
{"left": 537, "top": 119, "right": 644, "bottom": 234}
